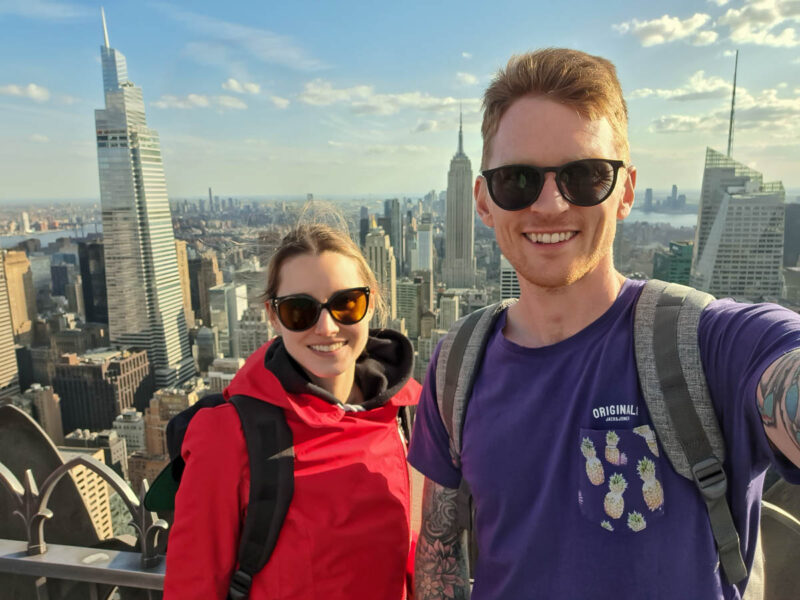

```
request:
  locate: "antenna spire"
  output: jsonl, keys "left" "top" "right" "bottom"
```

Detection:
{"left": 457, "top": 103, "right": 464, "bottom": 155}
{"left": 727, "top": 50, "right": 738, "bottom": 157}
{"left": 101, "top": 7, "right": 110, "bottom": 48}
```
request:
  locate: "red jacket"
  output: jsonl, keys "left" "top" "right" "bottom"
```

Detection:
{"left": 164, "top": 331, "right": 420, "bottom": 599}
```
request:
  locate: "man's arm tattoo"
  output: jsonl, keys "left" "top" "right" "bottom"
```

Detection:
{"left": 415, "top": 478, "right": 470, "bottom": 600}
{"left": 757, "top": 348, "right": 800, "bottom": 467}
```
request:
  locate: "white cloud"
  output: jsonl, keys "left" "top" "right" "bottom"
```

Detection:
{"left": 718, "top": 0, "right": 800, "bottom": 47}
{"left": 298, "top": 78, "right": 477, "bottom": 116}
{"left": 613, "top": 13, "right": 717, "bottom": 46}
{"left": 217, "top": 95, "right": 247, "bottom": 110}
{"left": 0, "top": 0, "right": 91, "bottom": 19}
{"left": 456, "top": 72, "right": 479, "bottom": 85}
{"left": 778, "top": 82, "right": 789, "bottom": 87}
{"left": 152, "top": 93, "right": 246, "bottom": 110}
{"left": 723, "top": 49, "right": 738, "bottom": 56}
{"left": 29, "top": 134, "right": 49, "bottom": 143}
{"left": 649, "top": 114, "right": 723, "bottom": 133}
{"left": 270, "top": 96, "right": 290, "bottom": 109}
{"left": 708, "top": 0, "right": 730, "bottom": 6}
{"left": 413, "top": 119, "right": 439, "bottom": 133}
{"left": 0, "top": 83, "right": 51, "bottom": 102}
{"left": 221, "top": 78, "right": 260, "bottom": 94}
{"left": 462, "top": 52, "right": 473, "bottom": 59}
{"left": 649, "top": 86, "right": 800, "bottom": 135}
{"left": 630, "top": 70, "right": 732, "bottom": 101}
{"left": 156, "top": 5, "right": 324, "bottom": 70}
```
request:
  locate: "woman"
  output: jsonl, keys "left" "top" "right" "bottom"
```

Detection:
{"left": 163, "top": 224, "right": 421, "bottom": 599}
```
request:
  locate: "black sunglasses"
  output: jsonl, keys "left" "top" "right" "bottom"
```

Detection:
{"left": 269, "top": 287, "right": 370, "bottom": 332}
{"left": 481, "top": 158, "right": 627, "bottom": 210}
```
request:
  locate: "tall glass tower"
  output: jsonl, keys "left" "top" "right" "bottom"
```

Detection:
{"left": 95, "top": 10, "right": 194, "bottom": 387}
{"left": 443, "top": 111, "right": 475, "bottom": 288}
{"left": 690, "top": 147, "right": 785, "bottom": 300}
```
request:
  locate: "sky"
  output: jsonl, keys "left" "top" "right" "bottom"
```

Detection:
{"left": 0, "top": 0, "right": 798, "bottom": 202}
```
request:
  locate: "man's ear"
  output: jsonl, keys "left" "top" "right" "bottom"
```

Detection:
{"left": 475, "top": 176, "right": 495, "bottom": 228}
{"left": 617, "top": 166, "right": 636, "bottom": 221}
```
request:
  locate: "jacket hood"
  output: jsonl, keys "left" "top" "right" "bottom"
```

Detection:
{"left": 224, "top": 329, "right": 418, "bottom": 425}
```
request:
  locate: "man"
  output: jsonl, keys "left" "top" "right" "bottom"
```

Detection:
{"left": 408, "top": 48, "right": 800, "bottom": 599}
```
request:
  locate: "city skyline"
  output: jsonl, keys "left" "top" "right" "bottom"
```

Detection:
{"left": 1, "top": 1, "right": 799, "bottom": 201}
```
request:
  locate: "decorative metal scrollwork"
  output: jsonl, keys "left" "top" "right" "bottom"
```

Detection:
{"left": 0, "top": 457, "right": 168, "bottom": 569}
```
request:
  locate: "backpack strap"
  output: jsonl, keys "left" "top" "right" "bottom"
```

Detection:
{"left": 435, "top": 299, "right": 517, "bottom": 469}
{"left": 227, "top": 395, "right": 294, "bottom": 600}
{"left": 434, "top": 298, "right": 516, "bottom": 575}
{"left": 634, "top": 279, "right": 747, "bottom": 585}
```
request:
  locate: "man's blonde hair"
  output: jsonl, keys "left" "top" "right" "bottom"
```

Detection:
{"left": 481, "top": 48, "right": 630, "bottom": 169}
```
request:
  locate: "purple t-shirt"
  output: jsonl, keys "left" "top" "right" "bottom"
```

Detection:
{"left": 408, "top": 279, "right": 800, "bottom": 600}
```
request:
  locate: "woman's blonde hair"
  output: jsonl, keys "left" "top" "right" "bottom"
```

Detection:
{"left": 262, "top": 223, "right": 387, "bottom": 326}
{"left": 481, "top": 48, "right": 630, "bottom": 169}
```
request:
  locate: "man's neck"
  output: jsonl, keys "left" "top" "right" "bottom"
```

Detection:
{"left": 504, "top": 267, "right": 626, "bottom": 348}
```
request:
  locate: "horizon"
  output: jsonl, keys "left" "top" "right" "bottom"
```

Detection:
{"left": 1, "top": 1, "right": 798, "bottom": 201}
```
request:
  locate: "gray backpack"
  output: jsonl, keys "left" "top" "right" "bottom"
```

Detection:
{"left": 434, "top": 279, "right": 771, "bottom": 597}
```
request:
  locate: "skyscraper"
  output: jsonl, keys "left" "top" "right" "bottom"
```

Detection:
{"left": 500, "top": 256, "right": 520, "bottom": 300}
{"left": 365, "top": 227, "right": 397, "bottom": 323}
{"left": 443, "top": 112, "right": 475, "bottom": 288}
{"left": 79, "top": 240, "right": 108, "bottom": 324}
{"left": 3, "top": 250, "right": 36, "bottom": 344}
{"left": 0, "top": 251, "right": 20, "bottom": 400}
{"left": 94, "top": 11, "right": 194, "bottom": 386}
{"left": 691, "top": 147, "right": 785, "bottom": 299}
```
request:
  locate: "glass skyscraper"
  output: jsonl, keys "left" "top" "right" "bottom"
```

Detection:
{"left": 94, "top": 10, "right": 194, "bottom": 387}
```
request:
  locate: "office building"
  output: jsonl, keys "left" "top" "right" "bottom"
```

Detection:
{"left": 785, "top": 203, "right": 800, "bottom": 268}
{"left": 144, "top": 381, "right": 204, "bottom": 456}
{"left": 174, "top": 240, "right": 195, "bottom": 330}
{"left": 397, "top": 278, "right": 423, "bottom": 339}
{"left": 208, "top": 283, "right": 247, "bottom": 357}
{"left": 691, "top": 148, "right": 785, "bottom": 299}
{"left": 94, "top": 13, "right": 193, "bottom": 386}
{"left": 443, "top": 113, "right": 475, "bottom": 288}
{"left": 57, "top": 445, "right": 114, "bottom": 540}
{"left": 54, "top": 347, "right": 153, "bottom": 432}
{"left": 78, "top": 240, "right": 108, "bottom": 324}
{"left": 365, "top": 227, "right": 397, "bottom": 323}
{"left": 189, "top": 251, "right": 223, "bottom": 326}
{"left": 500, "top": 255, "right": 520, "bottom": 300}
{"left": 195, "top": 326, "right": 219, "bottom": 373}
{"left": 11, "top": 384, "right": 64, "bottom": 444}
{"left": 113, "top": 407, "right": 146, "bottom": 452}
{"left": 208, "top": 357, "right": 244, "bottom": 393}
{"left": 0, "top": 252, "right": 20, "bottom": 400}
{"left": 63, "top": 427, "right": 128, "bottom": 481}
{"left": 439, "top": 294, "right": 460, "bottom": 330}
{"left": 237, "top": 306, "right": 274, "bottom": 358}
{"left": 3, "top": 250, "right": 36, "bottom": 344}
{"left": 653, "top": 241, "right": 693, "bottom": 286}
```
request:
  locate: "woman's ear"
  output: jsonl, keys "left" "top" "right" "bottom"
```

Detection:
{"left": 266, "top": 302, "right": 281, "bottom": 332}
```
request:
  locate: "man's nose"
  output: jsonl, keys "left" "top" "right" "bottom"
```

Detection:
{"left": 530, "top": 173, "right": 570, "bottom": 213}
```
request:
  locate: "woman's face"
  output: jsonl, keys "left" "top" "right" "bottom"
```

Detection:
{"left": 268, "top": 251, "right": 373, "bottom": 388}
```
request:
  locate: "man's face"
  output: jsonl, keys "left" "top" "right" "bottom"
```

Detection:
{"left": 476, "top": 95, "right": 636, "bottom": 290}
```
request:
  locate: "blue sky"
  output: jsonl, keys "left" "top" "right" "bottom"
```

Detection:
{"left": 1, "top": 0, "right": 798, "bottom": 201}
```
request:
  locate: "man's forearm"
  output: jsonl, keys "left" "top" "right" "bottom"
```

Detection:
{"left": 415, "top": 478, "right": 470, "bottom": 600}
{"left": 758, "top": 348, "right": 800, "bottom": 467}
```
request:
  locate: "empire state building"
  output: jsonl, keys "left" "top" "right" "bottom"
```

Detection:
{"left": 443, "top": 113, "right": 475, "bottom": 288}
{"left": 94, "top": 10, "right": 194, "bottom": 387}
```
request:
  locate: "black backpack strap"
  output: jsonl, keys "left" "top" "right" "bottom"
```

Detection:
{"left": 227, "top": 395, "right": 294, "bottom": 600}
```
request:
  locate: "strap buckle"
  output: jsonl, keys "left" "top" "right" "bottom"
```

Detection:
{"left": 691, "top": 456, "right": 727, "bottom": 501}
{"left": 228, "top": 569, "right": 253, "bottom": 600}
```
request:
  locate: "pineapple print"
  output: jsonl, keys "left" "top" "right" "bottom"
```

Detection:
{"left": 633, "top": 425, "right": 660, "bottom": 456}
{"left": 627, "top": 511, "right": 647, "bottom": 532}
{"left": 605, "top": 430, "right": 620, "bottom": 465}
{"left": 581, "top": 437, "right": 605, "bottom": 486}
{"left": 601, "top": 520, "right": 614, "bottom": 532}
{"left": 604, "top": 473, "right": 627, "bottom": 519}
{"left": 637, "top": 457, "right": 664, "bottom": 511}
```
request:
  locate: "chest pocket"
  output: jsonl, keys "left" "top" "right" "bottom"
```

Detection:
{"left": 577, "top": 426, "right": 666, "bottom": 533}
